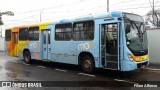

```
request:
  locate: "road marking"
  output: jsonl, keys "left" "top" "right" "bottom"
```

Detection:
{"left": 114, "top": 79, "right": 138, "bottom": 84}
{"left": 37, "top": 66, "right": 46, "bottom": 68}
{"left": 23, "top": 63, "right": 30, "bottom": 66}
{"left": 78, "top": 73, "right": 96, "bottom": 77}
{"left": 145, "top": 68, "right": 160, "bottom": 71}
{"left": 12, "top": 61, "right": 18, "bottom": 63}
{"left": 54, "top": 69, "right": 67, "bottom": 72}
{"left": 0, "top": 52, "right": 5, "bottom": 55}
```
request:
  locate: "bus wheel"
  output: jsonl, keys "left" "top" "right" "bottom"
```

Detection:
{"left": 23, "top": 51, "right": 32, "bottom": 64}
{"left": 82, "top": 55, "right": 95, "bottom": 73}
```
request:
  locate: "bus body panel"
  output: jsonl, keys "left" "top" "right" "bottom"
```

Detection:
{"left": 4, "top": 11, "right": 149, "bottom": 71}
{"left": 5, "top": 28, "right": 19, "bottom": 56}
{"left": 5, "top": 40, "right": 13, "bottom": 55}
{"left": 5, "top": 22, "right": 52, "bottom": 60}
{"left": 51, "top": 40, "right": 100, "bottom": 67}
{"left": 120, "top": 20, "right": 149, "bottom": 71}
{"left": 121, "top": 44, "right": 149, "bottom": 71}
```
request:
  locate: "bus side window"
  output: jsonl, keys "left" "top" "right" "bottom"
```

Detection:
{"left": 73, "top": 20, "right": 94, "bottom": 41}
{"left": 28, "top": 26, "right": 39, "bottom": 41}
{"left": 55, "top": 23, "right": 72, "bottom": 41}
{"left": 19, "top": 28, "right": 28, "bottom": 41}
{"left": 5, "top": 30, "right": 11, "bottom": 41}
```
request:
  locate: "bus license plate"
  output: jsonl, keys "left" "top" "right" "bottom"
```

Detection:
{"left": 140, "top": 65, "right": 146, "bottom": 68}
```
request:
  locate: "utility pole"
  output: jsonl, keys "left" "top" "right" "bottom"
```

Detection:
{"left": 40, "top": 11, "right": 42, "bottom": 22}
{"left": 107, "top": 0, "right": 109, "bottom": 12}
{"left": 152, "top": 0, "right": 154, "bottom": 25}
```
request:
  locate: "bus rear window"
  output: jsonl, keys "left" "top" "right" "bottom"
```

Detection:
{"left": 5, "top": 30, "right": 11, "bottom": 41}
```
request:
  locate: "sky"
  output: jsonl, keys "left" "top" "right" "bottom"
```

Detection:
{"left": 0, "top": 0, "right": 160, "bottom": 28}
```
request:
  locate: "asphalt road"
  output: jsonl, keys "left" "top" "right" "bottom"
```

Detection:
{"left": 0, "top": 52, "right": 160, "bottom": 90}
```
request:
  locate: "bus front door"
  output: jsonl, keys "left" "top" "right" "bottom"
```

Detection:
{"left": 42, "top": 29, "right": 51, "bottom": 60}
{"left": 101, "top": 23, "right": 120, "bottom": 70}
{"left": 13, "top": 32, "right": 18, "bottom": 56}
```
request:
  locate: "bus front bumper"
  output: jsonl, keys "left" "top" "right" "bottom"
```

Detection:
{"left": 121, "top": 59, "right": 149, "bottom": 71}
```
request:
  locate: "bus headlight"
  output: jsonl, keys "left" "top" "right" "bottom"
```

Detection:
{"left": 128, "top": 54, "right": 147, "bottom": 62}
{"left": 128, "top": 54, "right": 134, "bottom": 62}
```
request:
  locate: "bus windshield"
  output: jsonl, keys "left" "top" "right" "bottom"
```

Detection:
{"left": 124, "top": 13, "right": 148, "bottom": 56}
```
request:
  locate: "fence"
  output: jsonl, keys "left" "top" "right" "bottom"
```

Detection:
{"left": 0, "top": 37, "right": 4, "bottom": 51}
{"left": 147, "top": 28, "right": 160, "bottom": 64}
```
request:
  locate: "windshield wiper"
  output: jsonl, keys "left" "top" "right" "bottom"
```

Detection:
{"left": 130, "top": 21, "right": 142, "bottom": 39}
{"left": 131, "top": 21, "right": 145, "bottom": 50}
{"left": 139, "top": 22, "right": 144, "bottom": 41}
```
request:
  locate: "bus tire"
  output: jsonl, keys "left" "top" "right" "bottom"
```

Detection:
{"left": 81, "top": 55, "right": 95, "bottom": 73}
{"left": 23, "top": 51, "right": 32, "bottom": 64}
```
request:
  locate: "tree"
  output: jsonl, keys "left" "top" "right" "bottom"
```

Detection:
{"left": 0, "top": 11, "right": 14, "bottom": 25}
{"left": 145, "top": 9, "right": 160, "bottom": 27}
{"left": 0, "top": 16, "right": 3, "bottom": 25}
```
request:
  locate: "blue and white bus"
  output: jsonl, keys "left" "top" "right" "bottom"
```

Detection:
{"left": 5, "top": 11, "right": 149, "bottom": 73}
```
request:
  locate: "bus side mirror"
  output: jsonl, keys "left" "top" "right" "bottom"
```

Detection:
{"left": 144, "top": 26, "right": 147, "bottom": 32}
{"left": 126, "top": 24, "right": 131, "bottom": 33}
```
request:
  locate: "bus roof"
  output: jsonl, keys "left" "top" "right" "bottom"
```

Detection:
{"left": 57, "top": 11, "right": 123, "bottom": 24}
{"left": 5, "top": 21, "right": 52, "bottom": 30}
{"left": 6, "top": 11, "right": 125, "bottom": 29}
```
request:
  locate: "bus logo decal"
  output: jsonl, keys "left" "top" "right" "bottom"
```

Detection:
{"left": 78, "top": 42, "right": 94, "bottom": 51}
{"left": 29, "top": 43, "right": 39, "bottom": 48}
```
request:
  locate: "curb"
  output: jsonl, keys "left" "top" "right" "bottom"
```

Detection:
{"left": 148, "top": 63, "right": 160, "bottom": 69}
{"left": 0, "top": 50, "right": 4, "bottom": 52}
